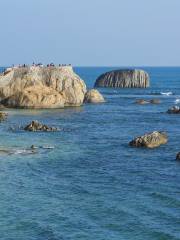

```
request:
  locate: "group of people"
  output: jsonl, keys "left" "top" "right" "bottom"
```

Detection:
{"left": 0, "top": 62, "right": 72, "bottom": 76}
{"left": 11, "top": 63, "right": 72, "bottom": 68}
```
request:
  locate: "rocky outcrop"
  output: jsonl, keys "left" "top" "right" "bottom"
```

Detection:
{"left": 167, "top": 106, "right": 180, "bottom": 114}
{"left": 135, "top": 99, "right": 160, "bottom": 104}
{"left": 24, "top": 120, "right": 58, "bottom": 132}
{"left": 94, "top": 69, "right": 150, "bottom": 88}
{"left": 84, "top": 89, "right": 105, "bottom": 103}
{"left": 129, "top": 131, "right": 168, "bottom": 148}
{"left": 176, "top": 152, "right": 180, "bottom": 160}
{"left": 0, "top": 112, "right": 8, "bottom": 121}
{"left": 0, "top": 66, "right": 86, "bottom": 108}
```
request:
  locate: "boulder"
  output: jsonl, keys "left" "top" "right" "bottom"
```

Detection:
{"left": 167, "top": 106, "right": 180, "bottom": 114}
{"left": 176, "top": 152, "right": 180, "bottom": 160}
{"left": 84, "top": 89, "right": 105, "bottom": 103}
{"left": 94, "top": 69, "right": 150, "bottom": 88}
{"left": 129, "top": 131, "right": 168, "bottom": 148}
{"left": 24, "top": 120, "right": 58, "bottom": 132}
{"left": 0, "top": 112, "right": 8, "bottom": 121}
{"left": 0, "top": 66, "right": 86, "bottom": 108}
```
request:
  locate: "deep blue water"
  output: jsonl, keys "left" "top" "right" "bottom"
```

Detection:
{"left": 0, "top": 67, "right": 180, "bottom": 240}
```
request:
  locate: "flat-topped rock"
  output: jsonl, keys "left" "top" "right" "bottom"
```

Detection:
{"left": 84, "top": 89, "right": 105, "bottom": 103}
{"left": 129, "top": 131, "right": 168, "bottom": 148}
{"left": 0, "top": 66, "right": 86, "bottom": 108}
{"left": 94, "top": 69, "right": 150, "bottom": 88}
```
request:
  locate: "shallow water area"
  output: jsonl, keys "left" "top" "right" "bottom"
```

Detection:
{"left": 0, "top": 67, "right": 180, "bottom": 240}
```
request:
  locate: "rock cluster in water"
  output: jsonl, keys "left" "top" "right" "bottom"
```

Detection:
{"left": 129, "top": 131, "right": 168, "bottom": 148}
{"left": 24, "top": 120, "right": 58, "bottom": 132}
{"left": 167, "top": 106, "right": 180, "bottom": 114}
{"left": 0, "top": 66, "right": 87, "bottom": 108}
{"left": 84, "top": 89, "right": 105, "bottom": 103}
{"left": 94, "top": 69, "right": 150, "bottom": 88}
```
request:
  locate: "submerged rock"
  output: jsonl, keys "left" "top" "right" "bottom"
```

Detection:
{"left": 0, "top": 66, "right": 86, "bottom": 108}
{"left": 0, "top": 112, "right": 8, "bottom": 121}
{"left": 24, "top": 120, "right": 58, "bottom": 132}
{"left": 84, "top": 89, "right": 105, "bottom": 103}
{"left": 135, "top": 99, "right": 149, "bottom": 105}
{"left": 129, "top": 131, "right": 168, "bottom": 148}
{"left": 94, "top": 69, "right": 150, "bottom": 88}
{"left": 167, "top": 106, "right": 180, "bottom": 114}
{"left": 176, "top": 152, "right": 180, "bottom": 160}
{"left": 0, "top": 147, "right": 37, "bottom": 155}
{"left": 149, "top": 99, "right": 161, "bottom": 104}
{"left": 135, "top": 99, "right": 160, "bottom": 104}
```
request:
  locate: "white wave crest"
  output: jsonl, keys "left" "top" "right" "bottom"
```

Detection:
{"left": 160, "top": 92, "right": 173, "bottom": 96}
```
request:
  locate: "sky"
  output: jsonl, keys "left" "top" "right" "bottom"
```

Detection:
{"left": 0, "top": 0, "right": 180, "bottom": 66}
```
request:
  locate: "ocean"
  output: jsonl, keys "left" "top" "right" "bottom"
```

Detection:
{"left": 0, "top": 67, "right": 180, "bottom": 240}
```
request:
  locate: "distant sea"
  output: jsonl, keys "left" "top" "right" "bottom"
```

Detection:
{"left": 0, "top": 67, "right": 180, "bottom": 240}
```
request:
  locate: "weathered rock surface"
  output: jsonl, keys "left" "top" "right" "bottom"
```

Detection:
{"left": 24, "top": 120, "right": 58, "bottom": 132}
{"left": 84, "top": 89, "right": 105, "bottom": 103}
{"left": 167, "top": 106, "right": 180, "bottom": 114}
{"left": 129, "top": 131, "right": 168, "bottom": 148}
{"left": 0, "top": 112, "right": 8, "bottom": 121}
{"left": 0, "top": 66, "right": 86, "bottom": 108}
{"left": 176, "top": 152, "right": 180, "bottom": 160}
{"left": 94, "top": 69, "right": 150, "bottom": 88}
{"left": 135, "top": 99, "right": 160, "bottom": 104}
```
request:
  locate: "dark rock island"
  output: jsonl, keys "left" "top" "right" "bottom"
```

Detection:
{"left": 94, "top": 69, "right": 150, "bottom": 88}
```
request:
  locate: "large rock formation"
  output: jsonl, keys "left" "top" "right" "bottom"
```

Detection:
{"left": 94, "top": 69, "right": 150, "bottom": 88}
{"left": 0, "top": 66, "right": 86, "bottom": 108}
{"left": 129, "top": 131, "right": 168, "bottom": 148}
{"left": 84, "top": 89, "right": 105, "bottom": 103}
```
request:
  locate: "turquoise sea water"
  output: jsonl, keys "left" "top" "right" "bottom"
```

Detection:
{"left": 0, "top": 67, "right": 180, "bottom": 240}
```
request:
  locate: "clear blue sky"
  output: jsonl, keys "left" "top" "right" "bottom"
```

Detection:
{"left": 0, "top": 0, "right": 180, "bottom": 66}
